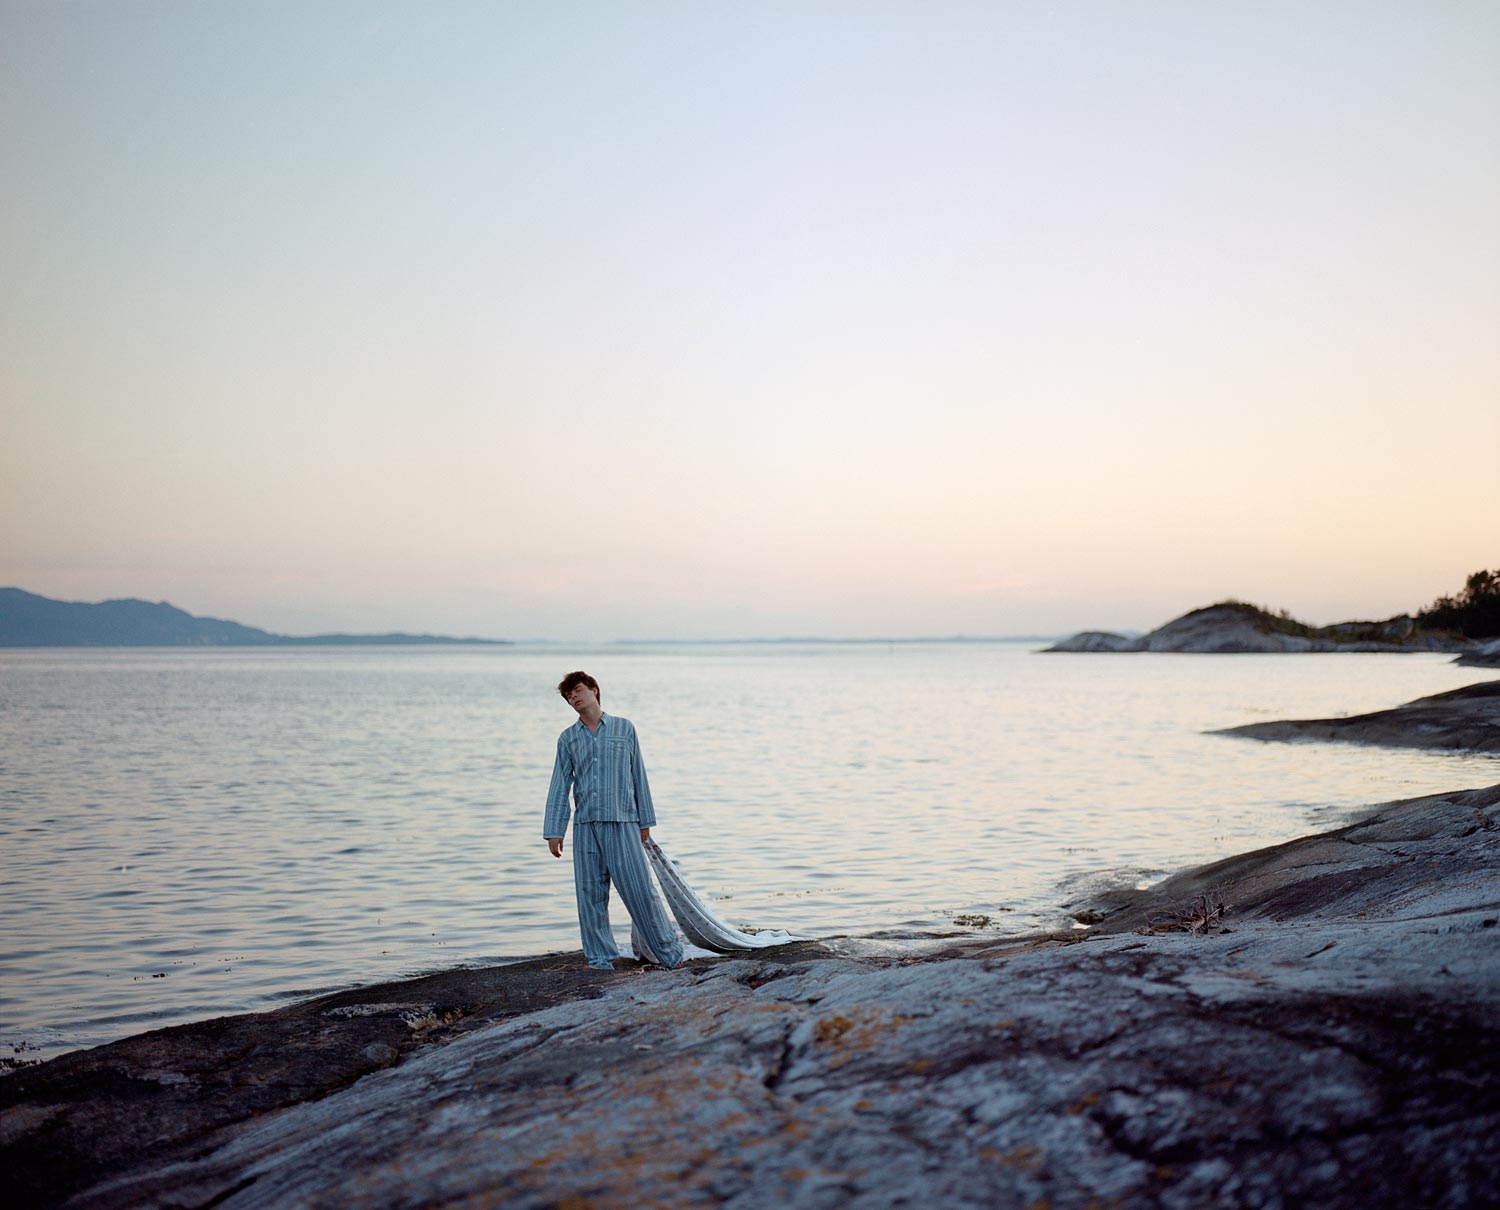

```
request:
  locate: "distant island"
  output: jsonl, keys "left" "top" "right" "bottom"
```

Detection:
{"left": 1046, "top": 569, "right": 1500, "bottom": 657}
{"left": 0, "top": 588, "right": 509, "bottom": 647}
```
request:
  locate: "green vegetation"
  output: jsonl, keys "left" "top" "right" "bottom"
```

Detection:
{"left": 1187, "top": 600, "right": 1318, "bottom": 638}
{"left": 1417, "top": 569, "right": 1500, "bottom": 639}
{"left": 1193, "top": 572, "right": 1500, "bottom": 643}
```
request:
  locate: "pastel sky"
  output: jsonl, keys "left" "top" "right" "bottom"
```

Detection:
{"left": 2, "top": 2, "right": 1496, "bottom": 639}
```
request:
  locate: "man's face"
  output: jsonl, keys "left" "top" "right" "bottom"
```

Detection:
{"left": 565, "top": 683, "right": 598, "bottom": 715}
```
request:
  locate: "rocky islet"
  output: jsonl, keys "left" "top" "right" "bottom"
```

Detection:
{"left": 1046, "top": 601, "right": 1485, "bottom": 655}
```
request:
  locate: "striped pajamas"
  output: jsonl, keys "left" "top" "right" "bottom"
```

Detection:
{"left": 544, "top": 711, "right": 683, "bottom": 969}
{"left": 572, "top": 822, "right": 683, "bottom": 969}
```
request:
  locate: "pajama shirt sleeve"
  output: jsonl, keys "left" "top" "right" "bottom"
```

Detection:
{"left": 543, "top": 733, "right": 574, "bottom": 838}
{"left": 630, "top": 724, "right": 656, "bottom": 829}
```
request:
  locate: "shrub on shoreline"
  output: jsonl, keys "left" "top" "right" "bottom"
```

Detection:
{"left": 1417, "top": 569, "right": 1500, "bottom": 639}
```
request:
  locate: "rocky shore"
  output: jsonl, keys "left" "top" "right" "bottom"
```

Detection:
{"left": 6, "top": 774, "right": 1499, "bottom": 1209}
{"left": 1458, "top": 639, "right": 1500, "bottom": 668}
{"left": 1215, "top": 679, "right": 1500, "bottom": 753}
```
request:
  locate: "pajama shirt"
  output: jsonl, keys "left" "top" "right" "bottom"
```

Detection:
{"left": 544, "top": 712, "right": 683, "bottom": 969}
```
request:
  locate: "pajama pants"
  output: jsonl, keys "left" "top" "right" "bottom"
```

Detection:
{"left": 572, "top": 821, "right": 684, "bottom": 970}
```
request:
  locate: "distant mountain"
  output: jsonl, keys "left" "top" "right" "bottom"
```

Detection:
{"left": 0, "top": 588, "right": 508, "bottom": 647}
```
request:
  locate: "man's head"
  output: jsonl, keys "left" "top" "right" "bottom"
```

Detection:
{"left": 557, "top": 670, "right": 601, "bottom": 714}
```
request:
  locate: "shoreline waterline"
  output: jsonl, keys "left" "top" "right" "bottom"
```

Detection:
{"left": 4, "top": 644, "right": 1496, "bottom": 1065}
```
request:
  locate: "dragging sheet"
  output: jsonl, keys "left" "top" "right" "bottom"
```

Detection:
{"left": 632, "top": 837, "right": 810, "bottom": 962}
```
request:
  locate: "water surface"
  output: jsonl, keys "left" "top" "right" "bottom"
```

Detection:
{"left": 1, "top": 642, "right": 1493, "bottom": 1062}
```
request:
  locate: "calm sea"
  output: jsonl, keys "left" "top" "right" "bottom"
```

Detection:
{"left": 2, "top": 643, "right": 1495, "bottom": 1063}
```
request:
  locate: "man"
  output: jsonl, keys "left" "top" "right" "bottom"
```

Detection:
{"left": 543, "top": 671, "right": 685, "bottom": 971}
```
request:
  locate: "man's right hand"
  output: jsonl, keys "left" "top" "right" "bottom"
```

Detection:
{"left": 547, "top": 838, "right": 564, "bottom": 858}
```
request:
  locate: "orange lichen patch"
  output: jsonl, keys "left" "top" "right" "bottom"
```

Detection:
{"left": 733, "top": 1131, "right": 790, "bottom": 1156}
{"left": 905, "top": 1057, "right": 936, "bottom": 1073}
{"left": 780, "top": 1165, "right": 868, "bottom": 1186}
{"left": 507, "top": 1128, "right": 720, "bottom": 1209}
{"left": 1068, "top": 1090, "right": 1103, "bottom": 1115}
{"left": 712, "top": 1110, "right": 754, "bottom": 1131}
{"left": 996, "top": 1143, "right": 1044, "bottom": 1171}
{"left": 814, "top": 1015, "right": 855, "bottom": 1045}
{"left": 490, "top": 1059, "right": 788, "bottom": 1206}
{"left": 811, "top": 1009, "right": 916, "bottom": 1069}
{"left": 854, "top": 1099, "right": 876, "bottom": 1112}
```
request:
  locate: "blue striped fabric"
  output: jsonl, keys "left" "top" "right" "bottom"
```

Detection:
{"left": 573, "top": 822, "right": 683, "bottom": 969}
{"left": 543, "top": 712, "right": 656, "bottom": 837}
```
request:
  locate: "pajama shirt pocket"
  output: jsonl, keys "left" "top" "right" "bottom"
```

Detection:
{"left": 605, "top": 737, "right": 635, "bottom": 813}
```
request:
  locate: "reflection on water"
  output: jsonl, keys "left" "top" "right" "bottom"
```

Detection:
{"left": 1, "top": 643, "right": 1494, "bottom": 1060}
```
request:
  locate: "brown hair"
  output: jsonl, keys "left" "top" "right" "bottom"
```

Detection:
{"left": 557, "top": 670, "right": 601, "bottom": 703}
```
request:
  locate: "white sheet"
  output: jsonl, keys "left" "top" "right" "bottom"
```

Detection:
{"left": 631, "top": 837, "right": 810, "bottom": 962}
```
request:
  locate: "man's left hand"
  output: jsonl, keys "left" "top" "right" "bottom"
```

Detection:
{"left": 640, "top": 827, "right": 651, "bottom": 843}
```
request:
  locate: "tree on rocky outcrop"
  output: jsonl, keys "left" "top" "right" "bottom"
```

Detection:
{"left": 1417, "top": 569, "right": 1500, "bottom": 638}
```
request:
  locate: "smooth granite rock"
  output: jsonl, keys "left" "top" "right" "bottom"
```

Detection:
{"left": 5, "top": 785, "right": 1498, "bottom": 1209}
{"left": 1457, "top": 639, "right": 1500, "bottom": 668}
{"left": 1045, "top": 630, "right": 1140, "bottom": 652}
{"left": 1214, "top": 679, "right": 1500, "bottom": 753}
